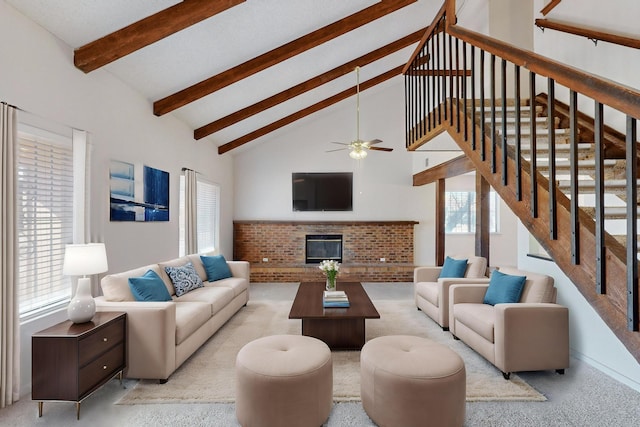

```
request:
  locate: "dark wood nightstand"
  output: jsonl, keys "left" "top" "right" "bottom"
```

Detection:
{"left": 32, "top": 311, "right": 127, "bottom": 420}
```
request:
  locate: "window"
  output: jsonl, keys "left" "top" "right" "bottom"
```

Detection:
{"left": 17, "top": 128, "right": 74, "bottom": 318}
{"left": 179, "top": 174, "right": 220, "bottom": 256}
{"left": 445, "top": 191, "right": 499, "bottom": 233}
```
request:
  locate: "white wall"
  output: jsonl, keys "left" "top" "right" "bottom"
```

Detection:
{"left": 518, "top": 224, "right": 640, "bottom": 391}
{"left": 533, "top": 0, "right": 640, "bottom": 131}
{"left": 234, "top": 79, "right": 436, "bottom": 264}
{"left": 0, "top": 2, "right": 235, "bottom": 396}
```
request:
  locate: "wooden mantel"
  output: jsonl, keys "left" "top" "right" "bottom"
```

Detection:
{"left": 233, "top": 220, "right": 419, "bottom": 225}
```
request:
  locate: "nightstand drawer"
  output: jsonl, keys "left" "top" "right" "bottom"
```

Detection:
{"left": 79, "top": 342, "right": 125, "bottom": 397}
{"left": 79, "top": 317, "right": 125, "bottom": 366}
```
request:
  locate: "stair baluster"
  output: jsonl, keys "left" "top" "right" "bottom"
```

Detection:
{"left": 626, "top": 116, "right": 638, "bottom": 331}
{"left": 594, "top": 101, "right": 606, "bottom": 294}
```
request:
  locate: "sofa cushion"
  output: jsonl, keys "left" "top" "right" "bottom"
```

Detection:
{"left": 207, "top": 277, "right": 248, "bottom": 297}
{"left": 187, "top": 254, "right": 209, "bottom": 282}
{"left": 465, "top": 256, "right": 488, "bottom": 278}
{"left": 165, "top": 262, "right": 204, "bottom": 297}
{"left": 128, "top": 270, "right": 172, "bottom": 302}
{"left": 415, "top": 281, "right": 439, "bottom": 307}
{"left": 439, "top": 256, "right": 468, "bottom": 278}
{"left": 174, "top": 302, "right": 211, "bottom": 345}
{"left": 201, "top": 254, "right": 233, "bottom": 281}
{"left": 483, "top": 270, "right": 526, "bottom": 305}
{"left": 453, "top": 303, "right": 496, "bottom": 343}
{"left": 101, "top": 264, "right": 162, "bottom": 301}
{"left": 175, "top": 286, "right": 235, "bottom": 315}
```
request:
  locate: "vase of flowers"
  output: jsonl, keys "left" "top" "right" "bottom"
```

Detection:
{"left": 319, "top": 259, "right": 340, "bottom": 291}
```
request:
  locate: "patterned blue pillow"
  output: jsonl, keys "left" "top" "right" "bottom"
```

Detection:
{"left": 165, "top": 262, "right": 204, "bottom": 297}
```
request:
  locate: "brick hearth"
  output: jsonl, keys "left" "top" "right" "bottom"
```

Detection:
{"left": 233, "top": 221, "right": 418, "bottom": 282}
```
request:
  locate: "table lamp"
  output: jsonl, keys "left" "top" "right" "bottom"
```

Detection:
{"left": 63, "top": 243, "right": 108, "bottom": 323}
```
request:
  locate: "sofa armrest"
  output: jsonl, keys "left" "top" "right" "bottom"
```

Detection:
{"left": 438, "top": 278, "right": 490, "bottom": 323}
{"left": 95, "top": 297, "right": 177, "bottom": 380}
{"left": 449, "top": 283, "right": 489, "bottom": 305}
{"left": 414, "top": 267, "right": 441, "bottom": 283}
{"left": 227, "top": 261, "right": 250, "bottom": 282}
{"left": 494, "top": 303, "right": 570, "bottom": 373}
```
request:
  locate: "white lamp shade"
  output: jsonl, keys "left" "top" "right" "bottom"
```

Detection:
{"left": 63, "top": 243, "right": 108, "bottom": 276}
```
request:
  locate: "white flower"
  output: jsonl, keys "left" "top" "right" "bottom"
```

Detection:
{"left": 319, "top": 259, "right": 340, "bottom": 273}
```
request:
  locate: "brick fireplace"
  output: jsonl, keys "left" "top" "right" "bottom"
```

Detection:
{"left": 233, "top": 220, "right": 417, "bottom": 282}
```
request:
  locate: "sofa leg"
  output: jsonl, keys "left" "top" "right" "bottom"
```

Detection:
{"left": 502, "top": 372, "right": 511, "bottom": 380}
{"left": 452, "top": 334, "right": 459, "bottom": 340}
{"left": 556, "top": 369, "right": 565, "bottom": 375}
{"left": 417, "top": 307, "right": 421, "bottom": 311}
{"left": 442, "top": 326, "right": 449, "bottom": 332}
{"left": 159, "top": 378, "right": 168, "bottom": 384}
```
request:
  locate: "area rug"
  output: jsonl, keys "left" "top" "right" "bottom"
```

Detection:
{"left": 117, "top": 299, "right": 546, "bottom": 404}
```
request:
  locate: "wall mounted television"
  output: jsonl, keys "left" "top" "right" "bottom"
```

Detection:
{"left": 292, "top": 172, "right": 353, "bottom": 212}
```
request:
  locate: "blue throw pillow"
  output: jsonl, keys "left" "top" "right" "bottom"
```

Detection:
{"left": 439, "top": 256, "right": 468, "bottom": 278}
{"left": 201, "top": 255, "right": 232, "bottom": 282}
{"left": 128, "top": 270, "right": 172, "bottom": 302}
{"left": 483, "top": 270, "right": 527, "bottom": 305}
{"left": 165, "top": 262, "right": 204, "bottom": 297}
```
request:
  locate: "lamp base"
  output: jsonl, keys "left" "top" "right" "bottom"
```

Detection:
{"left": 68, "top": 277, "right": 96, "bottom": 323}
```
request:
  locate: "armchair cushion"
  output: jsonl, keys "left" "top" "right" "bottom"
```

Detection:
{"left": 439, "top": 256, "right": 468, "bottom": 278}
{"left": 454, "top": 303, "right": 495, "bottom": 342}
{"left": 483, "top": 270, "right": 526, "bottom": 306}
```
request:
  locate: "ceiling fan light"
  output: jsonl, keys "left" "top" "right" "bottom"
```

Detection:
{"left": 349, "top": 147, "right": 367, "bottom": 160}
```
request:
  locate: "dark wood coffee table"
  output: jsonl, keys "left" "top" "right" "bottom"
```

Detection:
{"left": 288, "top": 282, "right": 380, "bottom": 350}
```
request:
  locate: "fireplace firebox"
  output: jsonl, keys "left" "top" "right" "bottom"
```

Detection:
{"left": 305, "top": 234, "right": 343, "bottom": 264}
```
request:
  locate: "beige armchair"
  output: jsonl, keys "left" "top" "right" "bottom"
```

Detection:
{"left": 448, "top": 267, "right": 569, "bottom": 379}
{"left": 414, "top": 256, "right": 488, "bottom": 330}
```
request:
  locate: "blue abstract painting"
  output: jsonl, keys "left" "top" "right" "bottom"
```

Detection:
{"left": 110, "top": 160, "right": 169, "bottom": 222}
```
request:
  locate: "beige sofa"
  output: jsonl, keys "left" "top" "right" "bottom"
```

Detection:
{"left": 95, "top": 253, "right": 249, "bottom": 382}
{"left": 414, "top": 256, "right": 488, "bottom": 330}
{"left": 449, "top": 267, "right": 569, "bottom": 379}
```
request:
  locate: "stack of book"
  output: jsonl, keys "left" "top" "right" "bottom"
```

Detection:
{"left": 323, "top": 290, "right": 350, "bottom": 308}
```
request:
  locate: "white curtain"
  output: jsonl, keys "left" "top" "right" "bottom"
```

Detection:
{"left": 0, "top": 102, "right": 19, "bottom": 406}
{"left": 184, "top": 169, "right": 198, "bottom": 255}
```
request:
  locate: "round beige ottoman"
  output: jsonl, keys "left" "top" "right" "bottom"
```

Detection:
{"left": 360, "top": 335, "right": 466, "bottom": 427}
{"left": 235, "top": 334, "right": 333, "bottom": 427}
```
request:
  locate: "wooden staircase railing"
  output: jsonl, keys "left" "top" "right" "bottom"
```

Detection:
{"left": 404, "top": 0, "right": 640, "bottom": 363}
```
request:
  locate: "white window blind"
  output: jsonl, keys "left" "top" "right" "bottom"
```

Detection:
{"left": 178, "top": 174, "right": 220, "bottom": 256}
{"left": 196, "top": 179, "right": 219, "bottom": 253}
{"left": 17, "top": 132, "right": 74, "bottom": 317}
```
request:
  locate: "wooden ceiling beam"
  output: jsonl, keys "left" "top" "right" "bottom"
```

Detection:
{"left": 218, "top": 65, "right": 404, "bottom": 155}
{"left": 413, "top": 155, "right": 474, "bottom": 186}
{"left": 154, "top": 0, "right": 417, "bottom": 116}
{"left": 194, "top": 27, "right": 426, "bottom": 140}
{"left": 74, "top": 0, "right": 245, "bottom": 73}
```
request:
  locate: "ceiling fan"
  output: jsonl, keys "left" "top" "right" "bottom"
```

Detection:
{"left": 327, "top": 66, "right": 394, "bottom": 159}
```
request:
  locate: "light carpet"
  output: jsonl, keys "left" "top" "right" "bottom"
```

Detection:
{"left": 117, "top": 299, "right": 546, "bottom": 404}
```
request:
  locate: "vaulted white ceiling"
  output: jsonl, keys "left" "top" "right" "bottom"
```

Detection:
{"left": 6, "top": 0, "right": 440, "bottom": 154}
